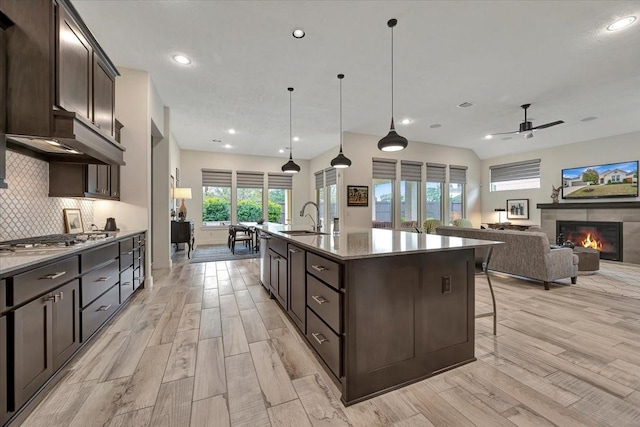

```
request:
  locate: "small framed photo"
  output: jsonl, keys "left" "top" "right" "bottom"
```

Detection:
{"left": 506, "top": 199, "right": 529, "bottom": 220}
{"left": 347, "top": 185, "right": 369, "bottom": 207}
{"left": 63, "top": 208, "right": 84, "bottom": 234}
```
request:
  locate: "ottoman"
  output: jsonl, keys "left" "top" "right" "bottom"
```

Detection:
{"left": 573, "top": 247, "right": 600, "bottom": 273}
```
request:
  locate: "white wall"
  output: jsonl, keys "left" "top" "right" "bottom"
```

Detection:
{"left": 481, "top": 130, "right": 640, "bottom": 226}
{"left": 336, "top": 132, "right": 483, "bottom": 228}
{"left": 151, "top": 107, "right": 172, "bottom": 269}
{"left": 94, "top": 67, "right": 152, "bottom": 279}
{"left": 149, "top": 79, "right": 165, "bottom": 139}
{"left": 180, "top": 150, "right": 311, "bottom": 245}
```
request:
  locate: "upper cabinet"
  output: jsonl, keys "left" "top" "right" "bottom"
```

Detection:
{"left": 0, "top": 0, "right": 124, "bottom": 165}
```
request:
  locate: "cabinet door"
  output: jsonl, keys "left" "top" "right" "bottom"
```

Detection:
{"left": 87, "top": 164, "right": 110, "bottom": 196}
{"left": 57, "top": 6, "right": 91, "bottom": 120}
{"left": 52, "top": 280, "right": 80, "bottom": 370}
{"left": 12, "top": 295, "right": 53, "bottom": 410}
{"left": 288, "top": 245, "right": 305, "bottom": 331}
{"left": 92, "top": 55, "right": 114, "bottom": 136}
{"left": 269, "top": 250, "right": 279, "bottom": 299}
{"left": 0, "top": 315, "right": 6, "bottom": 425}
{"left": 110, "top": 165, "right": 120, "bottom": 199}
{"left": 277, "top": 256, "right": 288, "bottom": 309}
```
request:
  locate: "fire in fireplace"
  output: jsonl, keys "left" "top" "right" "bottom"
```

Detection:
{"left": 556, "top": 221, "right": 623, "bottom": 261}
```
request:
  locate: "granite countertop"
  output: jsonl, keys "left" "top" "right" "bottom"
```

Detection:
{"left": 255, "top": 223, "right": 501, "bottom": 260}
{"left": 0, "top": 229, "right": 146, "bottom": 276}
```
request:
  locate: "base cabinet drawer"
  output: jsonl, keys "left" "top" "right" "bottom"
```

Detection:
{"left": 81, "top": 243, "right": 118, "bottom": 272}
{"left": 306, "top": 309, "right": 341, "bottom": 378}
{"left": 81, "top": 283, "right": 120, "bottom": 342}
{"left": 306, "top": 252, "right": 340, "bottom": 290}
{"left": 120, "top": 267, "right": 134, "bottom": 302}
{"left": 1, "top": 316, "right": 7, "bottom": 425}
{"left": 81, "top": 259, "right": 119, "bottom": 307}
{"left": 11, "top": 257, "right": 79, "bottom": 306}
{"left": 119, "top": 239, "right": 135, "bottom": 270}
{"left": 307, "top": 274, "right": 341, "bottom": 334}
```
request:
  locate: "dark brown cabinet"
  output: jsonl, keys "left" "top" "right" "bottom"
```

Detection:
{"left": 0, "top": 314, "right": 7, "bottom": 425}
{"left": 92, "top": 56, "right": 115, "bottom": 137}
{"left": 87, "top": 164, "right": 110, "bottom": 196}
{"left": 269, "top": 249, "right": 287, "bottom": 308}
{"left": 0, "top": 11, "right": 12, "bottom": 189}
{"left": 288, "top": 244, "right": 306, "bottom": 333}
{"left": 52, "top": 280, "right": 80, "bottom": 370}
{"left": 49, "top": 156, "right": 120, "bottom": 200}
{"left": 171, "top": 221, "right": 195, "bottom": 258}
{"left": 57, "top": 3, "right": 92, "bottom": 121}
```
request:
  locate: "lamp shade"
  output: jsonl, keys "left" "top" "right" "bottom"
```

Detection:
{"left": 174, "top": 187, "right": 192, "bottom": 200}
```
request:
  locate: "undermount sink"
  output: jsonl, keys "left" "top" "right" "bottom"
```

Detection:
{"left": 280, "top": 230, "right": 328, "bottom": 236}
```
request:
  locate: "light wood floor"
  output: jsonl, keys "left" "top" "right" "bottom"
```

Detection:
{"left": 20, "top": 254, "right": 640, "bottom": 427}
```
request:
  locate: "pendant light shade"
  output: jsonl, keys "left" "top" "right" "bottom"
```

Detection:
{"left": 378, "top": 18, "right": 408, "bottom": 152}
{"left": 282, "top": 87, "right": 301, "bottom": 174}
{"left": 331, "top": 74, "right": 352, "bottom": 168}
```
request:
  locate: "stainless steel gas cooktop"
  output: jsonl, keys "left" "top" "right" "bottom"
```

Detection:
{"left": 0, "top": 233, "right": 112, "bottom": 253}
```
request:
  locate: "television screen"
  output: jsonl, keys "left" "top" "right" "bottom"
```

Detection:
{"left": 562, "top": 160, "right": 638, "bottom": 199}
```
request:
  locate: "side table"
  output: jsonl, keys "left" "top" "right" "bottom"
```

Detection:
{"left": 171, "top": 220, "right": 195, "bottom": 258}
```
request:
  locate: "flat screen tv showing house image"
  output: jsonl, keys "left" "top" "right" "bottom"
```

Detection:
{"left": 562, "top": 160, "right": 638, "bottom": 199}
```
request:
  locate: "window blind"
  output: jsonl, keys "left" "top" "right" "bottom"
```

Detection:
{"left": 490, "top": 159, "right": 541, "bottom": 183}
{"left": 426, "top": 163, "right": 446, "bottom": 182}
{"left": 315, "top": 170, "right": 324, "bottom": 189}
{"left": 268, "top": 173, "right": 292, "bottom": 190}
{"left": 372, "top": 158, "right": 397, "bottom": 180}
{"left": 236, "top": 171, "right": 264, "bottom": 188}
{"left": 202, "top": 169, "right": 232, "bottom": 187}
{"left": 449, "top": 165, "right": 468, "bottom": 184}
{"left": 325, "top": 168, "right": 337, "bottom": 186}
{"left": 401, "top": 160, "right": 423, "bottom": 181}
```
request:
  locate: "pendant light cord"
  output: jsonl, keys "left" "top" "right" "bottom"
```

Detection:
{"left": 289, "top": 88, "right": 293, "bottom": 160}
{"left": 391, "top": 24, "right": 394, "bottom": 120}
{"left": 339, "top": 77, "right": 343, "bottom": 152}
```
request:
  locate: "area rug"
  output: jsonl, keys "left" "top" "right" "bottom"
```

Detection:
{"left": 190, "top": 244, "right": 259, "bottom": 263}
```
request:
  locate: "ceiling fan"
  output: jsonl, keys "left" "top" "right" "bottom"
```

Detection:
{"left": 487, "top": 104, "right": 564, "bottom": 140}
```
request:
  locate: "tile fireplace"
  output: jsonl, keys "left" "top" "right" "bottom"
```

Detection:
{"left": 557, "top": 220, "right": 622, "bottom": 261}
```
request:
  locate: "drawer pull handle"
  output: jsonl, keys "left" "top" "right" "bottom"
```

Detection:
{"left": 123, "top": 282, "right": 131, "bottom": 286}
{"left": 98, "top": 304, "right": 112, "bottom": 312}
{"left": 312, "top": 332, "right": 328, "bottom": 345}
{"left": 43, "top": 292, "right": 63, "bottom": 302}
{"left": 96, "top": 276, "right": 112, "bottom": 282}
{"left": 41, "top": 271, "right": 66, "bottom": 280}
{"left": 289, "top": 248, "right": 299, "bottom": 254}
{"left": 312, "top": 295, "right": 328, "bottom": 305}
{"left": 311, "top": 264, "right": 328, "bottom": 272}
{"left": 122, "top": 251, "right": 133, "bottom": 255}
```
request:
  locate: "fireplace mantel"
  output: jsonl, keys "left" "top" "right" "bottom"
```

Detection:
{"left": 537, "top": 202, "right": 640, "bottom": 210}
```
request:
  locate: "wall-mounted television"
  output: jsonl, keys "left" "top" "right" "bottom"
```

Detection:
{"left": 562, "top": 160, "right": 638, "bottom": 199}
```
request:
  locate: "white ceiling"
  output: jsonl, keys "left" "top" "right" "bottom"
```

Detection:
{"left": 74, "top": 1, "right": 640, "bottom": 160}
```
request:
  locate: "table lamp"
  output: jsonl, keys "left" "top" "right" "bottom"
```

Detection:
{"left": 494, "top": 208, "right": 506, "bottom": 223}
{"left": 174, "top": 187, "right": 192, "bottom": 221}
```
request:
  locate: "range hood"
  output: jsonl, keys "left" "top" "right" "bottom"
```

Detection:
{"left": 6, "top": 111, "right": 125, "bottom": 165}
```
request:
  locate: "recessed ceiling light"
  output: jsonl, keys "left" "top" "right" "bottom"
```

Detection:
{"left": 484, "top": 134, "right": 493, "bottom": 140}
{"left": 172, "top": 55, "right": 191, "bottom": 65}
{"left": 293, "top": 137, "right": 299, "bottom": 142}
{"left": 279, "top": 149, "right": 284, "bottom": 153}
{"left": 457, "top": 102, "right": 474, "bottom": 108}
{"left": 224, "top": 144, "right": 231, "bottom": 149}
{"left": 607, "top": 16, "right": 636, "bottom": 31}
{"left": 581, "top": 116, "right": 598, "bottom": 122}
{"left": 228, "top": 129, "right": 236, "bottom": 134}
{"left": 292, "top": 28, "right": 305, "bottom": 39}
{"left": 400, "top": 118, "right": 411, "bottom": 125}
{"left": 430, "top": 124, "right": 442, "bottom": 128}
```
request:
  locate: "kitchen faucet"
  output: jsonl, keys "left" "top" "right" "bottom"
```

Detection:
{"left": 300, "top": 201, "right": 321, "bottom": 232}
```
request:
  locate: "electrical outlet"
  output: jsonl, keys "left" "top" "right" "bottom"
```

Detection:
{"left": 442, "top": 276, "right": 451, "bottom": 294}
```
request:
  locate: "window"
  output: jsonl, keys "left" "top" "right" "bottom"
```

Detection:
{"left": 236, "top": 171, "right": 264, "bottom": 222}
{"left": 372, "top": 158, "right": 397, "bottom": 228}
{"left": 202, "top": 169, "right": 232, "bottom": 226}
{"left": 449, "top": 165, "right": 467, "bottom": 222}
{"left": 490, "top": 159, "right": 541, "bottom": 192}
{"left": 268, "top": 173, "right": 293, "bottom": 224}
{"left": 315, "top": 170, "right": 325, "bottom": 227}
{"left": 400, "top": 161, "right": 422, "bottom": 228}
{"left": 325, "top": 168, "right": 338, "bottom": 224}
{"left": 426, "top": 163, "right": 445, "bottom": 221}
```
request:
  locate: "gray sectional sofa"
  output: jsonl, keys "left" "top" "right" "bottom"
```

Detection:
{"left": 436, "top": 226, "right": 579, "bottom": 290}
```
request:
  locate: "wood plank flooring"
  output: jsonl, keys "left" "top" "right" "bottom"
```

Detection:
{"left": 20, "top": 256, "right": 640, "bottom": 427}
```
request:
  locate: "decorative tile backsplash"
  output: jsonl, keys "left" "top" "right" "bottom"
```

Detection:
{"left": 0, "top": 151, "right": 94, "bottom": 241}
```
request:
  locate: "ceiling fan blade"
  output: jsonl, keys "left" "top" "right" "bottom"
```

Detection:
{"left": 532, "top": 120, "right": 564, "bottom": 130}
{"left": 488, "top": 130, "right": 519, "bottom": 136}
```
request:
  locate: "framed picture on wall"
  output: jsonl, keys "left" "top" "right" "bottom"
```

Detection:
{"left": 506, "top": 199, "right": 529, "bottom": 220}
{"left": 63, "top": 208, "right": 84, "bottom": 233}
{"left": 347, "top": 185, "right": 369, "bottom": 207}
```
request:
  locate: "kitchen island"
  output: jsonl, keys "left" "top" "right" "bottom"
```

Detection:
{"left": 256, "top": 224, "right": 498, "bottom": 405}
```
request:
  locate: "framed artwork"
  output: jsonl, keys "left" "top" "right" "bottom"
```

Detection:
{"left": 347, "top": 185, "right": 369, "bottom": 207}
{"left": 63, "top": 208, "right": 84, "bottom": 233}
{"left": 506, "top": 199, "right": 529, "bottom": 220}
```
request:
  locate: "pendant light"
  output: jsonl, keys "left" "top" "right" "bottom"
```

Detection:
{"left": 281, "top": 87, "right": 301, "bottom": 173}
{"left": 378, "top": 18, "right": 408, "bottom": 152}
{"left": 331, "top": 74, "right": 352, "bottom": 168}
